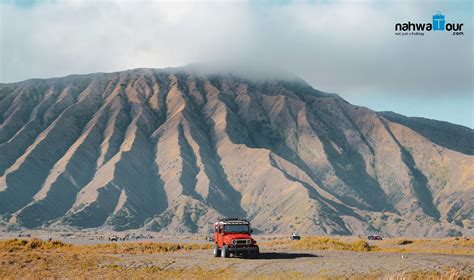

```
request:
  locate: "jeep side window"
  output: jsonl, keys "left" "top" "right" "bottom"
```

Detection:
{"left": 218, "top": 225, "right": 222, "bottom": 233}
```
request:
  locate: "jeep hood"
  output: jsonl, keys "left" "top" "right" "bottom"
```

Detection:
{"left": 224, "top": 233, "right": 253, "bottom": 239}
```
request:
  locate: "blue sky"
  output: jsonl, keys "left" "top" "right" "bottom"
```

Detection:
{"left": 0, "top": 0, "right": 472, "bottom": 127}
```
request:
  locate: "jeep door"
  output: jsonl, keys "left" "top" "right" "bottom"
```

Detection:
{"left": 216, "top": 224, "right": 223, "bottom": 247}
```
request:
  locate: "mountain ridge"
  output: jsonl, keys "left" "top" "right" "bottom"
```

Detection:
{"left": 0, "top": 67, "right": 472, "bottom": 236}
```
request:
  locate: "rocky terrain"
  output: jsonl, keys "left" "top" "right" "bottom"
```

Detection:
{"left": 0, "top": 66, "right": 472, "bottom": 236}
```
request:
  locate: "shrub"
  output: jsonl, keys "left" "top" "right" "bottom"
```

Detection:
{"left": 85, "top": 242, "right": 212, "bottom": 254}
{"left": 0, "top": 238, "right": 68, "bottom": 252}
{"left": 350, "top": 240, "right": 372, "bottom": 252}
{"left": 290, "top": 237, "right": 376, "bottom": 252}
{"left": 397, "top": 240, "right": 413, "bottom": 245}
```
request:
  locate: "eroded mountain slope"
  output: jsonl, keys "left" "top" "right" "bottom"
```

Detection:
{"left": 0, "top": 68, "right": 472, "bottom": 236}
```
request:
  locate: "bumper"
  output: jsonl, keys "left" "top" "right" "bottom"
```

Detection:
{"left": 228, "top": 245, "right": 259, "bottom": 253}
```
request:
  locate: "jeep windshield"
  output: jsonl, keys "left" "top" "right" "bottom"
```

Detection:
{"left": 223, "top": 224, "right": 249, "bottom": 233}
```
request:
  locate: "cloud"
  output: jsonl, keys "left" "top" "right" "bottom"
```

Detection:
{"left": 0, "top": 0, "right": 472, "bottom": 100}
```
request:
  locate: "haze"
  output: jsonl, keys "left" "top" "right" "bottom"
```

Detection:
{"left": 0, "top": 0, "right": 472, "bottom": 127}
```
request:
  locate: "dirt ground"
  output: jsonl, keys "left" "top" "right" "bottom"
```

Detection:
{"left": 101, "top": 246, "right": 474, "bottom": 278}
{"left": 0, "top": 232, "right": 473, "bottom": 279}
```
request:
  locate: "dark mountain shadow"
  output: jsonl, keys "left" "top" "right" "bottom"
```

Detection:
{"left": 293, "top": 95, "right": 393, "bottom": 212}
{"left": 212, "top": 77, "right": 392, "bottom": 213}
{"left": 175, "top": 73, "right": 247, "bottom": 218}
{"left": 269, "top": 154, "right": 353, "bottom": 235}
{"left": 381, "top": 119, "right": 441, "bottom": 221}
{"left": 380, "top": 111, "right": 474, "bottom": 155}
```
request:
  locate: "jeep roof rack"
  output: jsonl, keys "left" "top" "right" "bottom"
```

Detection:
{"left": 216, "top": 217, "right": 250, "bottom": 224}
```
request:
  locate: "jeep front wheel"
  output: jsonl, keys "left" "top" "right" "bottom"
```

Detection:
{"left": 213, "top": 244, "right": 221, "bottom": 257}
{"left": 221, "top": 245, "right": 229, "bottom": 258}
{"left": 250, "top": 247, "right": 260, "bottom": 259}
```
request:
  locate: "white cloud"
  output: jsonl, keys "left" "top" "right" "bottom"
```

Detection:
{"left": 0, "top": 0, "right": 472, "bottom": 100}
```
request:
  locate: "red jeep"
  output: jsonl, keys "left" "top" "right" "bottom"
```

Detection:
{"left": 213, "top": 218, "right": 259, "bottom": 258}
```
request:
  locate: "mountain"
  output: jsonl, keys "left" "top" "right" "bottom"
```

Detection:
{"left": 0, "top": 67, "right": 472, "bottom": 236}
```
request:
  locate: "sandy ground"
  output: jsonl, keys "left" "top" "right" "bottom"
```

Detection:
{"left": 1, "top": 231, "right": 473, "bottom": 278}
{"left": 100, "top": 247, "right": 474, "bottom": 278}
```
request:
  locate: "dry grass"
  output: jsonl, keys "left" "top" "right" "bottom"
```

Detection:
{"left": 0, "top": 238, "right": 211, "bottom": 254}
{"left": 343, "top": 267, "right": 472, "bottom": 280}
{"left": 441, "top": 238, "right": 474, "bottom": 247}
{"left": 84, "top": 241, "right": 212, "bottom": 254}
{"left": 0, "top": 238, "right": 69, "bottom": 252}
{"left": 384, "top": 267, "right": 472, "bottom": 280}
{"left": 396, "top": 240, "right": 414, "bottom": 245}
{"left": 263, "top": 236, "right": 377, "bottom": 252}
{"left": 1, "top": 237, "right": 472, "bottom": 279}
{"left": 0, "top": 238, "right": 214, "bottom": 279}
{"left": 375, "top": 238, "right": 474, "bottom": 255}
{"left": 262, "top": 236, "right": 474, "bottom": 256}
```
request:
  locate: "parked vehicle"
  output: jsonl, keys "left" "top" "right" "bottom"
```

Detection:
{"left": 109, "top": 236, "right": 119, "bottom": 242}
{"left": 368, "top": 235, "right": 383, "bottom": 240}
{"left": 290, "top": 232, "right": 301, "bottom": 240}
{"left": 213, "top": 218, "right": 259, "bottom": 258}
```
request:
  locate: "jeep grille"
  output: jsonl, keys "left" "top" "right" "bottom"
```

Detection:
{"left": 233, "top": 239, "right": 251, "bottom": 245}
